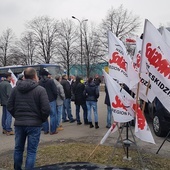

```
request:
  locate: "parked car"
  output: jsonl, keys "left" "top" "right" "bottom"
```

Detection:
{"left": 147, "top": 98, "right": 170, "bottom": 137}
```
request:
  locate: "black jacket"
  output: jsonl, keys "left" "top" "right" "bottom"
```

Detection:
{"left": 94, "top": 77, "right": 101, "bottom": 86}
{"left": 39, "top": 76, "right": 58, "bottom": 102}
{"left": 84, "top": 82, "right": 99, "bottom": 102}
{"left": 60, "top": 78, "right": 71, "bottom": 99}
{"left": 104, "top": 86, "right": 110, "bottom": 106}
{"left": 7, "top": 79, "right": 50, "bottom": 126}
{"left": 72, "top": 81, "right": 86, "bottom": 105}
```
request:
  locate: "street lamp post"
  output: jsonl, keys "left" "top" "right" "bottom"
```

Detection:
{"left": 72, "top": 16, "right": 88, "bottom": 76}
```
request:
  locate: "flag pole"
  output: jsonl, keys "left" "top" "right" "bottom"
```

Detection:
{"left": 142, "top": 80, "right": 150, "bottom": 113}
{"left": 86, "top": 123, "right": 124, "bottom": 161}
{"left": 86, "top": 143, "right": 100, "bottom": 161}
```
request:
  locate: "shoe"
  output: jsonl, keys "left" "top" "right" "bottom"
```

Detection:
{"left": 77, "top": 122, "right": 82, "bottom": 125}
{"left": 106, "top": 125, "right": 111, "bottom": 129}
{"left": 6, "top": 131, "right": 14, "bottom": 136}
{"left": 95, "top": 122, "right": 99, "bottom": 129}
{"left": 50, "top": 131, "right": 58, "bottom": 135}
{"left": 84, "top": 121, "right": 89, "bottom": 125}
{"left": 2, "top": 129, "right": 7, "bottom": 134}
{"left": 62, "top": 119, "right": 69, "bottom": 123}
{"left": 69, "top": 119, "right": 75, "bottom": 123}
{"left": 44, "top": 131, "right": 49, "bottom": 134}
{"left": 57, "top": 127, "right": 64, "bottom": 131}
{"left": 89, "top": 122, "right": 94, "bottom": 128}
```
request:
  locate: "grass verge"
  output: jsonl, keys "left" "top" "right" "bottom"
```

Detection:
{"left": 0, "top": 141, "right": 169, "bottom": 170}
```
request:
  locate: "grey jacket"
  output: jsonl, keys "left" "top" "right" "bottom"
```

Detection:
{"left": 0, "top": 80, "right": 12, "bottom": 106}
{"left": 54, "top": 79, "right": 65, "bottom": 106}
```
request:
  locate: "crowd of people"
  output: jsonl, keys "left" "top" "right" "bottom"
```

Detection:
{"left": 0, "top": 68, "right": 113, "bottom": 169}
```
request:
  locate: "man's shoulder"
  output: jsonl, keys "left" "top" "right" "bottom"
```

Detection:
{"left": 61, "top": 79, "right": 69, "bottom": 85}
{"left": 61, "top": 79, "right": 66, "bottom": 83}
{"left": 36, "top": 85, "right": 46, "bottom": 92}
{"left": 0, "top": 80, "right": 9, "bottom": 88}
{"left": 0, "top": 80, "right": 8, "bottom": 85}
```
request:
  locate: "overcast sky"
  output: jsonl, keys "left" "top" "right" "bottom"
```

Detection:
{"left": 0, "top": 0, "right": 170, "bottom": 38}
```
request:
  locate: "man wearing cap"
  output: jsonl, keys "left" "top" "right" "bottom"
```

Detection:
{"left": 39, "top": 68, "right": 58, "bottom": 135}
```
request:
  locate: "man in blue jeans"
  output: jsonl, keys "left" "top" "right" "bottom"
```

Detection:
{"left": 53, "top": 75, "right": 65, "bottom": 130}
{"left": 0, "top": 72, "right": 14, "bottom": 135}
{"left": 60, "top": 75, "right": 75, "bottom": 123}
{"left": 39, "top": 68, "right": 58, "bottom": 135}
{"left": 7, "top": 67, "right": 50, "bottom": 170}
{"left": 104, "top": 86, "right": 112, "bottom": 128}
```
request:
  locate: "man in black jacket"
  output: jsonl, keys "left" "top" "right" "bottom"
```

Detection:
{"left": 7, "top": 67, "right": 50, "bottom": 170}
{"left": 72, "top": 76, "right": 88, "bottom": 125}
{"left": 39, "top": 68, "right": 58, "bottom": 135}
{"left": 60, "top": 74, "right": 75, "bottom": 123}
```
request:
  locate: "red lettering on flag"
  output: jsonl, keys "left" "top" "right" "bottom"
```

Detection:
{"left": 132, "top": 104, "right": 145, "bottom": 130}
{"left": 112, "top": 96, "right": 127, "bottom": 111}
{"left": 145, "top": 43, "right": 170, "bottom": 79}
{"left": 126, "top": 38, "right": 136, "bottom": 43}
{"left": 109, "top": 52, "right": 127, "bottom": 71}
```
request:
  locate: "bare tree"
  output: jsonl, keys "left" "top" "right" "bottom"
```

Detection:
{"left": 82, "top": 23, "right": 104, "bottom": 78}
{"left": 0, "top": 28, "right": 16, "bottom": 66}
{"left": 99, "top": 5, "right": 141, "bottom": 49}
{"left": 26, "top": 16, "right": 59, "bottom": 63}
{"left": 17, "top": 31, "right": 36, "bottom": 65}
{"left": 56, "top": 19, "right": 78, "bottom": 76}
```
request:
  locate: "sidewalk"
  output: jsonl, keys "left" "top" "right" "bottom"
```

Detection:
{"left": 0, "top": 92, "right": 170, "bottom": 157}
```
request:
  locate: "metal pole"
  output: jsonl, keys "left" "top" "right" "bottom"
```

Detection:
{"left": 80, "top": 22, "right": 83, "bottom": 75}
{"left": 72, "top": 16, "right": 88, "bottom": 76}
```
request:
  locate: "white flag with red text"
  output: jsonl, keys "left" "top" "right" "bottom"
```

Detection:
{"left": 140, "top": 19, "right": 170, "bottom": 112}
{"left": 103, "top": 70, "right": 134, "bottom": 123}
{"left": 132, "top": 37, "right": 142, "bottom": 73}
{"left": 131, "top": 37, "right": 155, "bottom": 102}
{"left": 8, "top": 69, "right": 17, "bottom": 88}
{"left": 133, "top": 103, "right": 155, "bottom": 144}
{"left": 103, "top": 69, "right": 155, "bottom": 143}
{"left": 108, "top": 31, "right": 139, "bottom": 89}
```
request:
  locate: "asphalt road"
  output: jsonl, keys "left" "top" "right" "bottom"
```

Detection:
{"left": 0, "top": 91, "right": 170, "bottom": 158}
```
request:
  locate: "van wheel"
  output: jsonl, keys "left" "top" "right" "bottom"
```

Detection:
{"left": 153, "top": 113, "right": 167, "bottom": 137}
{"left": 148, "top": 102, "right": 154, "bottom": 119}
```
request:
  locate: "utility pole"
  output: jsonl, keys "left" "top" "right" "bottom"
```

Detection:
{"left": 72, "top": 16, "right": 88, "bottom": 76}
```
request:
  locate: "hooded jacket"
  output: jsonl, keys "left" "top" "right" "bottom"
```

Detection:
{"left": 7, "top": 79, "right": 50, "bottom": 126}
